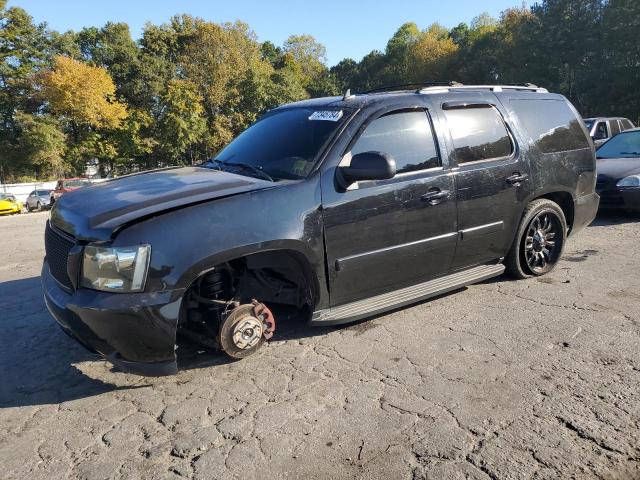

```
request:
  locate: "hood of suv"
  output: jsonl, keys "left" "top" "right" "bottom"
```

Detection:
{"left": 596, "top": 157, "right": 640, "bottom": 180}
{"left": 51, "top": 167, "right": 273, "bottom": 241}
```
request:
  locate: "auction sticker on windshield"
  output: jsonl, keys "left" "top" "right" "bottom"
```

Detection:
{"left": 308, "top": 110, "right": 343, "bottom": 122}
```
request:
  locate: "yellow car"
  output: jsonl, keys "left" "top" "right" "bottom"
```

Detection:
{"left": 0, "top": 193, "right": 22, "bottom": 215}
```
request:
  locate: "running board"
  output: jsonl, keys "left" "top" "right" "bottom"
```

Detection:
{"left": 311, "top": 263, "right": 505, "bottom": 325}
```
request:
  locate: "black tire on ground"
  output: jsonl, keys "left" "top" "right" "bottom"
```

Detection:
{"left": 36, "top": 201, "right": 42, "bottom": 212}
{"left": 218, "top": 304, "right": 265, "bottom": 359}
{"left": 505, "top": 199, "right": 567, "bottom": 279}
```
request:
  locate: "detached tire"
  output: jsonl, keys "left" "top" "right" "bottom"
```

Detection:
{"left": 218, "top": 304, "right": 265, "bottom": 359}
{"left": 505, "top": 199, "right": 567, "bottom": 279}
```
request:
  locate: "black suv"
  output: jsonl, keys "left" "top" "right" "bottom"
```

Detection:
{"left": 42, "top": 83, "right": 599, "bottom": 375}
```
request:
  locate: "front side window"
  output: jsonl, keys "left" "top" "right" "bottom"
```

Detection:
{"left": 622, "top": 119, "right": 634, "bottom": 130}
{"left": 510, "top": 99, "right": 592, "bottom": 153}
{"left": 595, "top": 122, "right": 609, "bottom": 140}
{"left": 443, "top": 106, "right": 513, "bottom": 164}
{"left": 351, "top": 110, "right": 440, "bottom": 174}
{"left": 214, "top": 107, "right": 349, "bottom": 180}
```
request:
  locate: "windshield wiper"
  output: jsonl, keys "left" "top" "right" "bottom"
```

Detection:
{"left": 205, "top": 158, "right": 275, "bottom": 182}
{"left": 223, "top": 161, "right": 275, "bottom": 182}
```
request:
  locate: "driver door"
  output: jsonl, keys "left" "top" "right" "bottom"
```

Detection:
{"left": 321, "top": 104, "right": 458, "bottom": 306}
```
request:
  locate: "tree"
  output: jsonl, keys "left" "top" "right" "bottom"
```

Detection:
{"left": 15, "top": 112, "right": 67, "bottom": 177}
{"left": 38, "top": 55, "right": 127, "bottom": 131}
{"left": 283, "top": 34, "right": 327, "bottom": 82}
{"left": 601, "top": 0, "right": 640, "bottom": 121}
{"left": 530, "top": 0, "right": 605, "bottom": 111}
{"left": 77, "top": 23, "right": 140, "bottom": 105}
{"left": 410, "top": 24, "right": 458, "bottom": 82}
{"left": 382, "top": 22, "right": 421, "bottom": 83}
{"left": 157, "top": 79, "right": 206, "bottom": 164}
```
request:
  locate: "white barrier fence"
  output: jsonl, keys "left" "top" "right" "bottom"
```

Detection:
{"left": 1, "top": 179, "right": 108, "bottom": 204}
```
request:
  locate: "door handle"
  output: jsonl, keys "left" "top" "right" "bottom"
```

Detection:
{"left": 506, "top": 172, "right": 529, "bottom": 186}
{"left": 421, "top": 189, "right": 450, "bottom": 205}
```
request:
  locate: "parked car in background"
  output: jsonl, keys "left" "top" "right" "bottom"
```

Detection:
{"left": 0, "top": 193, "right": 23, "bottom": 215}
{"left": 25, "top": 189, "right": 53, "bottom": 211}
{"left": 50, "top": 178, "right": 91, "bottom": 204}
{"left": 42, "top": 83, "right": 599, "bottom": 376}
{"left": 583, "top": 117, "right": 635, "bottom": 146}
{"left": 596, "top": 128, "right": 640, "bottom": 212}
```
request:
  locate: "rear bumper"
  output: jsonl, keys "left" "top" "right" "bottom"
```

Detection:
{"left": 42, "top": 260, "right": 184, "bottom": 376}
{"left": 571, "top": 192, "right": 600, "bottom": 235}
{"left": 596, "top": 188, "right": 640, "bottom": 212}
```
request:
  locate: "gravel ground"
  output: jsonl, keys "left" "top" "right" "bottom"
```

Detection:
{"left": 1, "top": 210, "right": 639, "bottom": 480}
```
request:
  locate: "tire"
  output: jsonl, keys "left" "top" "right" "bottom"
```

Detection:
{"left": 505, "top": 199, "right": 567, "bottom": 279}
{"left": 218, "top": 304, "right": 265, "bottom": 359}
{"left": 36, "top": 201, "right": 42, "bottom": 212}
{"left": 26, "top": 203, "right": 32, "bottom": 212}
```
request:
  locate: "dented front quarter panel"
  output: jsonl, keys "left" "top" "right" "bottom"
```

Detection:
{"left": 114, "top": 177, "right": 330, "bottom": 309}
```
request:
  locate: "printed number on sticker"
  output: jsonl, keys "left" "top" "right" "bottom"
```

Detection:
{"left": 308, "top": 110, "right": 343, "bottom": 122}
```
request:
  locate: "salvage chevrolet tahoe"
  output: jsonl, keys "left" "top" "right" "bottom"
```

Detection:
{"left": 42, "top": 83, "right": 600, "bottom": 375}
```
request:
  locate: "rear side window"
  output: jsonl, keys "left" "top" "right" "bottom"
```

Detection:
{"left": 622, "top": 119, "right": 634, "bottom": 130}
{"left": 510, "top": 99, "right": 590, "bottom": 153}
{"left": 443, "top": 106, "right": 513, "bottom": 164}
{"left": 610, "top": 120, "right": 621, "bottom": 136}
{"left": 351, "top": 110, "right": 440, "bottom": 174}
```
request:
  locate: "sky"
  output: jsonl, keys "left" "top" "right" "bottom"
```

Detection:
{"left": 9, "top": 0, "right": 535, "bottom": 66}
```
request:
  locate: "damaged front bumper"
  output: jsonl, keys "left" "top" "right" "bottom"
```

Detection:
{"left": 42, "top": 260, "right": 185, "bottom": 376}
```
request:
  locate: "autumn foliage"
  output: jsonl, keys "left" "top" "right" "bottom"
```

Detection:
{"left": 39, "top": 55, "right": 127, "bottom": 129}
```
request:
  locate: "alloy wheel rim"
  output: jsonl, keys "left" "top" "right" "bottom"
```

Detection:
{"left": 523, "top": 211, "right": 561, "bottom": 273}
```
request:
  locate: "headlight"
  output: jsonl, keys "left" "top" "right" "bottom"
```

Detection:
{"left": 81, "top": 244, "right": 151, "bottom": 292}
{"left": 616, "top": 175, "right": 640, "bottom": 188}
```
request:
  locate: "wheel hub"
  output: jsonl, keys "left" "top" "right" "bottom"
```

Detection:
{"left": 232, "top": 316, "right": 263, "bottom": 349}
{"left": 533, "top": 230, "right": 546, "bottom": 251}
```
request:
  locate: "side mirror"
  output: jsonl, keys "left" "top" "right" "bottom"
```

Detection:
{"left": 339, "top": 151, "right": 396, "bottom": 186}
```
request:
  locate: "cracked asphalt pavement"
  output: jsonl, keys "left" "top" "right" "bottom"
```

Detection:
{"left": 1, "top": 211, "right": 640, "bottom": 479}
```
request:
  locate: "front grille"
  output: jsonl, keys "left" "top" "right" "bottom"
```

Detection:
{"left": 45, "top": 222, "right": 75, "bottom": 289}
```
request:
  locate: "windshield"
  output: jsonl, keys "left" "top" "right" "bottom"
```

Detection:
{"left": 211, "top": 107, "right": 349, "bottom": 180}
{"left": 0, "top": 193, "right": 15, "bottom": 201}
{"left": 63, "top": 179, "right": 90, "bottom": 188}
{"left": 597, "top": 131, "right": 640, "bottom": 158}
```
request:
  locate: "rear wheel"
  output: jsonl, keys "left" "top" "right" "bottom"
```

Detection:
{"left": 505, "top": 199, "right": 567, "bottom": 279}
{"left": 36, "top": 201, "right": 42, "bottom": 212}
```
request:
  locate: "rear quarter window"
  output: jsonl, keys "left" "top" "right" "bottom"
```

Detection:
{"left": 509, "top": 99, "right": 590, "bottom": 154}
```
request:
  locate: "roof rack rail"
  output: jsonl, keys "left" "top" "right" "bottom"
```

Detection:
{"left": 363, "top": 81, "right": 462, "bottom": 94}
{"left": 419, "top": 83, "right": 548, "bottom": 94}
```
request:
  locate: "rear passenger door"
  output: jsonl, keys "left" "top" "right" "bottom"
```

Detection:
{"left": 437, "top": 93, "right": 533, "bottom": 270}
